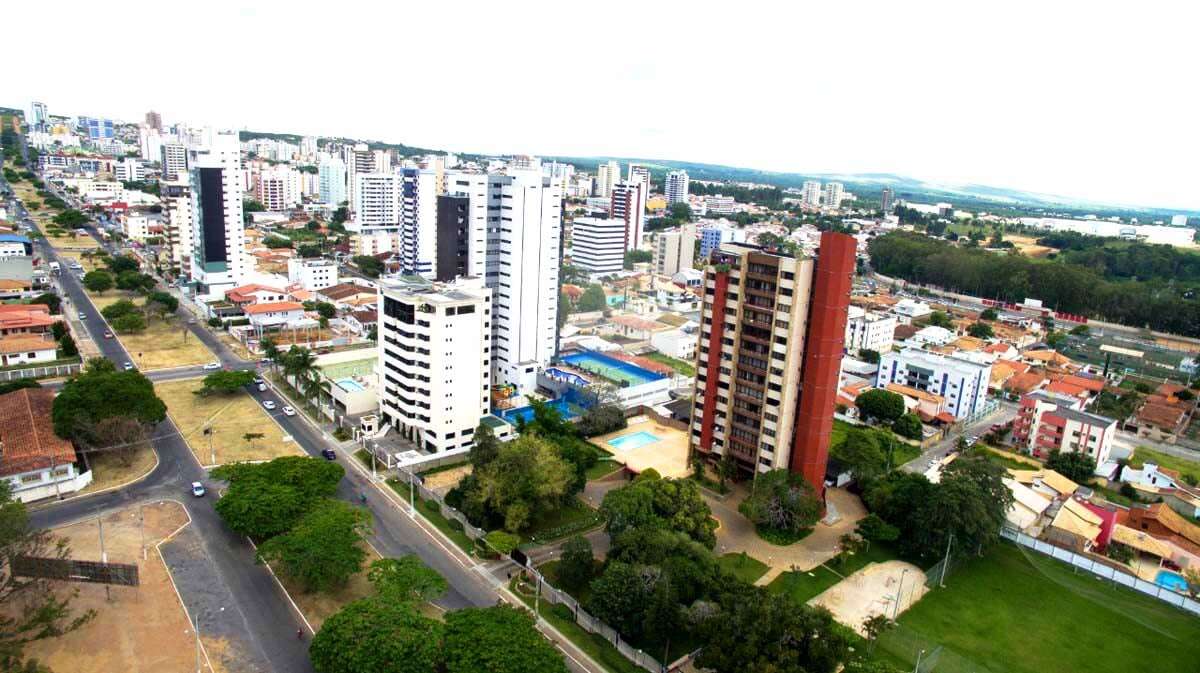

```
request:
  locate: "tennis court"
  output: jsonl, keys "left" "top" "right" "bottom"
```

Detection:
{"left": 561, "top": 351, "right": 665, "bottom": 387}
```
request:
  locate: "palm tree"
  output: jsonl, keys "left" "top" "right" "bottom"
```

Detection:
{"left": 301, "top": 373, "right": 324, "bottom": 417}
{"left": 260, "top": 336, "right": 280, "bottom": 372}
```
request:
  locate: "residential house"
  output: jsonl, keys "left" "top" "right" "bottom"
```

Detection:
{"left": 0, "top": 304, "right": 57, "bottom": 337}
{"left": 1003, "top": 370, "right": 1048, "bottom": 398}
{"left": 891, "top": 298, "right": 932, "bottom": 324}
{"left": 316, "top": 282, "right": 378, "bottom": 310}
{"left": 345, "top": 309, "right": 377, "bottom": 337}
{"left": 0, "top": 334, "right": 58, "bottom": 367}
{"left": 1011, "top": 390, "right": 1116, "bottom": 466}
{"left": 226, "top": 283, "right": 288, "bottom": 310}
{"left": 245, "top": 301, "right": 306, "bottom": 329}
{"left": 606, "top": 314, "right": 672, "bottom": 342}
{"left": 885, "top": 382, "right": 949, "bottom": 423}
{"left": 1134, "top": 396, "right": 1190, "bottom": 444}
{"left": 0, "top": 388, "right": 89, "bottom": 502}
{"left": 1120, "top": 503, "right": 1200, "bottom": 557}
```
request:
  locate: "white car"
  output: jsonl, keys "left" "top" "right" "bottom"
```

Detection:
{"left": 282, "top": 406, "right": 295, "bottom": 417}
{"left": 202, "top": 362, "right": 221, "bottom": 370}
{"left": 78, "top": 312, "right": 86, "bottom": 320}
{"left": 191, "top": 481, "right": 206, "bottom": 497}
{"left": 262, "top": 400, "right": 276, "bottom": 410}
{"left": 123, "top": 362, "right": 134, "bottom": 371}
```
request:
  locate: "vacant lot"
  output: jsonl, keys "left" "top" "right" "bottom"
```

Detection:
{"left": 768, "top": 542, "right": 900, "bottom": 604}
{"left": 156, "top": 378, "right": 301, "bottom": 466}
{"left": 17, "top": 502, "right": 196, "bottom": 673}
{"left": 86, "top": 290, "right": 214, "bottom": 370}
{"left": 887, "top": 543, "right": 1200, "bottom": 673}
{"left": 78, "top": 446, "right": 157, "bottom": 495}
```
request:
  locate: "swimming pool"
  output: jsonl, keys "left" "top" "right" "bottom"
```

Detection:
{"left": 1155, "top": 569, "right": 1189, "bottom": 593}
{"left": 561, "top": 351, "right": 666, "bottom": 386}
{"left": 608, "top": 430, "right": 661, "bottom": 452}
{"left": 337, "top": 378, "right": 366, "bottom": 393}
{"left": 500, "top": 398, "right": 577, "bottom": 424}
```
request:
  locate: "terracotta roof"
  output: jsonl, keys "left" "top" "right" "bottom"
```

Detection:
{"left": 0, "top": 335, "right": 57, "bottom": 355}
{"left": 893, "top": 324, "right": 919, "bottom": 340}
{"left": 1045, "top": 380, "right": 1088, "bottom": 398}
{"left": 561, "top": 284, "right": 584, "bottom": 300}
{"left": 1134, "top": 503, "right": 1200, "bottom": 549}
{"left": 244, "top": 301, "right": 305, "bottom": 315}
{"left": 1156, "top": 383, "right": 1186, "bottom": 398}
{"left": 350, "top": 310, "right": 377, "bottom": 324}
{"left": 0, "top": 308, "right": 57, "bottom": 331}
{"left": 226, "top": 283, "right": 285, "bottom": 303}
{"left": 0, "top": 304, "right": 50, "bottom": 315}
{"left": 982, "top": 342, "right": 1014, "bottom": 354}
{"left": 611, "top": 314, "right": 668, "bottom": 332}
{"left": 1055, "top": 374, "right": 1105, "bottom": 393}
{"left": 1137, "top": 402, "right": 1187, "bottom": 431}
{"left": 0, "top": 388, "right": 76, "bottom": 478}
{"left": 1005, "top": 372, "right": 1047, "bottom": 395}
{"left": 886, "top": 382, "right": 943, "bottom": 404}
{"left": 319, "top": 283, "right": 375, "bottom": 300}
{"left": 0, "top": 279, "right": 31, "bottom": 290}
{"left": 1024, "top": 350, "right": 1075, "bottom": 367}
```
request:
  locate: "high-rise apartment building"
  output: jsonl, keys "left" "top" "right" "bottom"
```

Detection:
{"left": 29, "top": 102, "right": 48, "bottom": 131}
{"left": 144, "top": 110, "right": 162, "bottom": 131}
{"left": 398, "top": 168, "right": 438, "bottom": 278}
{"left": 610, "top": 181, "right": 646, "bottom": 252}
{"left": 802, "top": 180, "right": 822, "bottom": 207}
{"left": 876, "top": 349, "right": 992, "bottom": 420}
{"left": 665, "top": 170, "right": 690, "bottom": 204}
{"left": 572, "top": 217, "right": 627, "bottom": 276}
{"left": 79, "top": 117, "right": 115, "bottom": 140}
{"left": 162, "top": 179, "right": 192, "bottom": 276}
{"left": 689, "top": 232, "right": 857, "bottom": 495}
{"left": 594, "top": 160, "right": 619, "bottom": 198}
{"left": 161, "top": 142, "right": 189, "bottom": 181}
{"left": 654, "top": 230, "right": 696, "bottom": 276}
{"left": 698, "top": 221, "right": 746, "bottom": 259}
{"left": 352, "top": 173, "right": 403, "bottom": 233}
{"left": 628, "top": 163, "right": 652, "bottom": 193}
{"left": 256, "top": 167, "right": 297, "bottom": 212}
{"left": 880, "top": 187, "right": 894, "bottom": 214}
{"left": 345, "top": 143, "right": 389, "bottom": 212}
{"left": 188, "top": 132, "right": 245, "bottom": 298}
{"left": 377, "top": 277, "right": 492, "bottom": 453}
{"left": 823, "top": 182, "right": 845, "bottom": 210}
{"left": 318, "top": 157, "right": 347, "bottom": 206}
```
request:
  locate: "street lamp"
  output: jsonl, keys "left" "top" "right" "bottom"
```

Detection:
{"left": 893, "top": 568, "right": 909, "bottom": 619}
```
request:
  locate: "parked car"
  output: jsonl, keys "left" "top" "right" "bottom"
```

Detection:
{"left": 321, "top": 449, "right": 337, "bottom": 461}
{"left": 202, "top": 362, "right": 221, "bottom": 370}
{"left": 123, "top": 362, "right": 134, "bottom": 371}
{"left": 263, "top": 400, "right": 276, "bottom": 410}
{"left": 191, "top": 481, "right": 206, "bottom": 497}
{"left": 258, "top": 383, "right": 267, "bottom": 392}
{"left": 282, "top": 406, "right": 295, "bottom": 417}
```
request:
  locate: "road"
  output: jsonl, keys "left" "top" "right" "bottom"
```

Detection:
{"left": 8, "top": 160, "right": 603, "bottom": 672}
{"left": 901, "top": 399, "right": 1018, "bottom": 474}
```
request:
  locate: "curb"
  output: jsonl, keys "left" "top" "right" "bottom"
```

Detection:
{"left": 28, "top": 448, "right": 161, "bottom": 512}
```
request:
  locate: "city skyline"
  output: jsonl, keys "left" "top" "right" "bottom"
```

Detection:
{"left": 6, "top": 0, "right": 1198, "bottom": 211}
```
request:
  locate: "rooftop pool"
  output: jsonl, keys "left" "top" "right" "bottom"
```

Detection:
{"left": 500, "top": 398, "right": 577, "bottom": 424}
{"left": 337, "top": 378, "right": 367, "bottom": 393}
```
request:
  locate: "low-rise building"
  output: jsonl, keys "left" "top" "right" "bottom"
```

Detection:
{"left": 245, "top": 301, "right": 306, "bottom": 328}
{"left": 844, "top": 306, "right": 896, "bottom": 354}
{"left": 1011, "top": 390, "right": 1116, "bottom": 465}
{"left": 0, "top": 388, "right": 90, "bottom": 502}
{"left": 287, "top": 257, "right": 339, "bottom": 291}
{"left": 0, "top": 234, "right": 32, "bottom": 259}
{"left": 891, "top": 298, "right": 932, "bottom": 324}
{"left": 877, "top": 348, "right": 992, "bottom": 420}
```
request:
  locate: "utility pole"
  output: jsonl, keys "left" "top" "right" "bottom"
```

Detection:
{"left": 98, "top": 515, "right": 110, "bottom": 602}
{"left": 893, "top": 568, "right": 908, "bottom": 619}
{"left": 940, "top": 533, "right": 953, "bottom": 587}
{"left": 913, "top": 649, "right": 925, "bottom": 673}
{"left": 139, "top": 503, "right": 146, "bottom": 560}
{"left": 194, "top": 613, "right": 201, "bottom": 673}
{"left": 205, "top": 426, "right": 214, "bottom": 465}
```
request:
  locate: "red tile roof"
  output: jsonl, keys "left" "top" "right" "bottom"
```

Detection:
{"left": 0, "top": 388, "right": 76, "bottom": 477}
{"left": 245, "top": 301, "right": 305, "bottom": 315}
{"left": 1137, "top": 402, "right": 1187, "bottom": 431}
{"left": 1005, "top": 372, "right": 1047, "bottom": 395}
{"left": 0, "top": 335, "right": 57, "bottom": 355}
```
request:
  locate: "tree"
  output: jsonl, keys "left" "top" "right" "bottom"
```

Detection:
{"left": 314, "top": 301, "right": 336, "bottom": 321}
{"left": 115, "top": 270, "right": 154, "bottom": 292}
{"left": 556, "top": 535, "right": 596, "bottom": 592}
{"left": 298, "top": 243, "right": 322, "bottom": 258}
{"left": 260, "top": 336, "right": 280, "bottom": 369}
{"left": 58, "top": 333, "right": 78, "bottom": 357}
{"left": 696, "top": 591, "right": 850, "bottom": 673}
{"left": 352, "top": 255, "right": 384, "bottom": 278}
{"left": 1070, "top": 324, "right": 1090, "bottom": 336}
{"left": 51, "top": 209, "right": 87, "bottom": 227}
{"left": 469, "top": 421, "right": 500, "bottom": 467}
{"left": 211, "top": 456, "right": 344, "bottom": 538}
{"left": 101, "top": 299, "right": 139, "bottom": 321}
{"left": 51, "top": 361, "right": 166, "bottom": 443}
{"left": 926, "top": 311, "right": 953, "bottom": 328}
{"left": 82, "top": 270, "right": 113, "bottom": 293}
{"left": 195, "top": 370, "right": 255, "bottom": 396}
{"left": 263, "top": 236, "right": 293, "bottom": 249}
{"left": 967, "top": 321, "right": 994, "bottom": 339}
{"left": 243, "top": 198, "right": 266, "bottom": 213}
{"left": 367, "top": 555, "right": 447, "bottom": 603}
{"left": 576, "top": 284, "right": 607, "bottom": 312}
{"left": 1045, "top": 450, "right": 1096, "bottom": 483}
{"left": 738, "top": 470, "right": 821, "bottom": 541}
{"left": 145, "top": 291, "right": 178, "bottom": 315}
{"left": 855, "top": 513, "right": 900, "bottom": 544}
{"left": 907, "top": 457, "right": 1012, "bottom": 559}
{"left": 601, "top": 471, "right": 718, "bottom": 547}
{"left": 472, "top": 435, "right": 574, "bottom": 532}
{"left": 309, "top": 599, "right": 443, "bottom": 673}
{"left": 980, "top": 308, "right": 998, "bottom": 321}
{"left": 833, "top": 428, "right": 886, "bottom": 480}
{"left": 859, "top": 348, "right": 880, "bottom": 364}
{"left": 443, "top": 605, "right": 568, "bottom": 673}
{"left": 892, "top": 412, "right": 923, "bottom": 440}
{"left": 0, "top": 482, "right": 95, "bottom": 671}
{"left": 862, "top": 614, "right": 895, "bottom": 656}
{"left": 257, "top": 499, "right": 370, "bottom": 592}
{"left": 104, "top": 255, "right": 139, "bottom": 275}
{"left": 855, "top": 389, "right": 906, "bottom": 423}
{"left": 623, "top": 249, "right": 653, "bottom": 269}
{"left": 111, "top": 312, "right": 147, "bottom": 333}
{"left": 29, "top": 293, "right": 60, "bottom": 313}
{"left": 575, "top": 403, "right": 626, "bottom": 437}
{"left": 587, "top": 561, "right": 657, "bottom": 636}
{"left": 668, "top": 202, "right": 693, "bottom": 222}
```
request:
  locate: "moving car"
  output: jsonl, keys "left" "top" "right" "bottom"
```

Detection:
{"left": 78, "top": 312, "right": 86, "bottom": 320}
{"left": 191, "top": 481, "right": 206, "bottom": 497}
{"left": 263, "top": 400, "right": 276, "bottom": 410}
{"left": 202, "top": 362, "right": 221, "bottom": 370}
{"left": 103, "top": 331, "right": 112, "bottom": 339}
{"left": 282, "top": 406, "right": 295, "bottom": 417}
{"left": 321, "top": 449, "right": 337, "bottom": 460}
{"left": 123, "top": 362, "right": 134, "bottom": 371}
{"left": 253, "top": 377, "right": 264, "bottom": 385}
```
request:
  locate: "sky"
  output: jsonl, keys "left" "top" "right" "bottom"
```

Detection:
{"left": 6, "top": 0, "right": 1198, "bottom": 210}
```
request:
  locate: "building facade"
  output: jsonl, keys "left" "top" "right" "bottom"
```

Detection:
{"left": 1012, "top": 391, "right": 1116, "bottom": 465}
{"left": 188, "top": 132, "right": 245, "bottom": 298}
{"left": 845, "top": 306, "right": 896, "bottom": 353}
{"left": 162, "top": 180, "right": 192, "bottom": 276}
{"left": 161, "top": 142, "right": 188, "bottom": 181}
{"left": 609, "top": 181, "right": 645, "bottom": 252}
{"left": 654, "top": 230, "right": 695, "bottom": 277}
{"left": 698, "top": 222, "right": 746, "bottom": 259}
{"left": 689, "top": 232, "right": 857, "bottom": 495}
{"left": 876, "top": 348, "right": 992, "bottom": 420}
{"left": 352, "top": 173, "right": 402, "bottom": 232}
{"left": 318, "top": 157, "right": 347, "bottom": 206}
{"left": 571, "top": 217, "right": 626, "bottom": 276}
{"left": 287, "top": 258, "right": 339, "bottom": 291}
{"left": 665, "top": 169, "right": 689, "bottom": 204}
{"left": 377, "top": 277, "right": 492, "bottom": 453}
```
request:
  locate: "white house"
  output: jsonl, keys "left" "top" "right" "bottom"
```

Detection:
{"left": 1121, "top": 463, "right": 1184, "bottom": 491}
{"left": 245, "top": 301, "right": 306, "bottom": 328}
{"left": 0, "top": 335, "right": 59, "bottom": 367}
{"left": 650, "top": 325, "right": 699, "bottom": 361}
{"left": 908, "top": 325, "right": 955, "bottom": 347}
{"left": 892, "top": 298, "right": 932, "bottom": 324}
{"left": 0, "top": 388, "right": 91, "bottom": 502}
{"left": 287, "top": 257, "right": 339, "bottom": 291}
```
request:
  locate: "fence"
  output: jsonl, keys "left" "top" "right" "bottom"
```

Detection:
{"left": 394, "top": 468, "right": 678, "bottom": 672}
{"left": 0, "top": 361, "right": 81, "bottom": 381}
{"left": 1000, "top": 527, "right": 1200, "bottom": 615}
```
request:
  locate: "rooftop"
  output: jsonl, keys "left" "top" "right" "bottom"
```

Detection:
{"left": 0, "top": 388, "right": 76, "bottom": 478}
{"left": 245, "top": 301, "right": 305, "bottom": 315}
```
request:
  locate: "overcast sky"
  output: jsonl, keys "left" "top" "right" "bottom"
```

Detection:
{"left": 7, "top": 0, "right": 1197, "bottom": 210}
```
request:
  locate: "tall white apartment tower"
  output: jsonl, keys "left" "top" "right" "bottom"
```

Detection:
{"left": 802, "top": 180, "right": 822, "bottom": 207}
{"left": 628, "top": 163, "right": 652, "bottom": 195}
{"left": 161, "top": 142, "right": 189, "bottom": 181}
{"left": 162, "top": 179, "right": 193, "bottom": 277}
{"left": 665, "top": 169, "right": 690, "bottom": 204}
{"left": 377, "top": 277, "right": 492, "bottom": 453}
{"left": 352, "top": 173, "right": 403, "bottom": 233}
{"left": 188, "top": 131, "right": 245, "bottom": 299}
{"left": 594, "top": 160, "right": 619, "bottom": 198}
{"left": 318, "top": 156, "right": 347, "bottom": 206}
{"left": 345, "top": 143, "right": 388, "bottom": 213}
{"left": 398, "top": 167, "right": 439, "bottom": 278}
{"left": 823, "top": 182, "right": 845, "bottom": 210}
{"left": 610, "top": 181, "right": 646, "bottom": 252}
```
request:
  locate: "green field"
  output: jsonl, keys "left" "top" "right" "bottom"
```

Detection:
{"left": 1130, "top": 446, "right": 1200, "bottom": 484}
{"left": 716, "top": 552, "right": 770, "bottom": 584}
{"left": 768, "top": 543, "right": 900, "bottom": 605}
{"left": 886, "top": 544, "right": 1200, "bottom": 673}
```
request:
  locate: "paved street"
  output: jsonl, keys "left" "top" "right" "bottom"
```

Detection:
{"left": 901, "top": 399, "right": 1018, "bottom": 474}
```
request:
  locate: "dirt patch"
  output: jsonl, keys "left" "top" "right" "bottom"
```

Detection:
{"left": 77, "top": 446, "right": 157, "bottom": 495}
{"left": 809, "top": 560, "right": 928, "bottom": 635}
{"left": 421, "top": 464, "right": 472, "bottom": 493}
{"left": 1008, "top": 234, "right": 1056, "bottom": 258}
{"left": 18, "top": 502, "right": 197, "bottom": 673}
{"left": 156, "top": 378, "right": 303, "bottom": 466}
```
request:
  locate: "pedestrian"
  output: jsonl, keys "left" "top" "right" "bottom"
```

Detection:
{"left": 296, "top": 628, "right": 304, "bottom": 640}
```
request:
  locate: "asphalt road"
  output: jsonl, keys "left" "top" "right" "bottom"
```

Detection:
{"left": 901, "top": 399, "right": 1018, "bottom": 474}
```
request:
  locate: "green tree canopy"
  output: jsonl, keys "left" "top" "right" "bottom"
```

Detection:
{"left": 366, "top": 555, "right": 447, "bottom": 603}
{"left": 891, "top": 412, "right": 923, "bottom": 440}
{"left": 100, "top": 299, "right": 138, "bottom": 321}
{"left": 967, "top": 321, "right": 994, "bottom": 339}
{"left": 738, "top": 470, "right": 821, "bottom": 539}
{"left": 855, "top": 389, "right": 906, "bottom": 423}
{"left": 51, "top": 209, "right": 88, "bottom": 227}
{"left": 926, "top": 311, "right": 953, "bottom": 328}
{"left": 111, "top": 312, "right": 147, "bottom": 334}
{"left": 352, "top": 255, "right": 384, "bottom": 278}
{"left": 195, "top": 370, "right": 255, "bottom": 396}
{"left": 82, "top": 270, "right": 113, "bottom": 293}
{"left": 471, "top": 434, "right": 574, "bottom": 532}
{"left": 623, "top": 249, "right": 653, "bottom": 269}
{"left": 51, "top": 360, "right": 166, "bottom": 442}
{"left": 309, "top": 599, "right": 443, "bottom": 673}
{"left": 556, "top": 535, "right": 596, "bottom": 592}
{"left": 443, "top": 605, "right": 568, "bottom": 673}
{"left": 1045, "top": 449, "right": 1096, "bottom": 483}
{"left": 104, "top": 255, "right": 139, "bottom": 275}
{"left": 576, "top": 284, "right": 607, "bottom": 312}
{"left": 697, "top": 591, "right": 850, "bottom": 673}
{"left": 257, "top": 499, "right": 370, "bottom": 592}
{"left": 600, "top": 471, "right": 717, "bottom": 548}
{"left": 29, "top": 293, "right": 61, "bottom": 313}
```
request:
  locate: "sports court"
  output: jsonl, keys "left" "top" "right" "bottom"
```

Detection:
{"left": 561, "top": 351, "right": 666, "bottom": 387}
{"left": 809, "top": 560, "right": 928, "bottom": 635}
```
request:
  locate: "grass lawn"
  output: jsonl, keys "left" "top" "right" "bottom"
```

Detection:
{"left": 716, "top": 552, "right": 769, "bottom": 584}
{"left": 510, "top": 577, "right": 643, "bottom": 673}
{"left": 522, "top": 497, "right": 604, "bottom": 545}
{"left": 1088, "top": 480, "right": 1137, "bottom": 507}
{"left": 156, "top": 378, "right": 301, "bottom": 466}
{"left": 78, "top": 446, "right": 156, "bottom": 495}
{"left": 768, "top": 543, "right": 899, "bottom": 605}
{"left": 641, "top": 351, "right": 696, "bottom": 377}
{"left": 585, "top": 447, "right": 623, "bottom": 481}
{"left": 892, "top": 441, "right": 921, "bottom": 467}
{"left": 982, "top": 446, "right": 1042, "bottom": 471}
{"left": 87, "top": 291, "right": 215, "bottom": 370}
{"left": 385, "top": 479, "right": 476, "bottom": 554}
{"left": 1130, "top": 446, "right": 1200, "bottom": 483}
{"left": 889, "top": 543, "right": 1200, "bottom": 673}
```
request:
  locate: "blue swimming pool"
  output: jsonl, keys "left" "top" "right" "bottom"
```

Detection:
{"left": 500, "top": 398, "right": 577, "bottom": 424}
{"left": 608, "top": 430, "right": 661, "bottom": 452}
{"left": 337, "top": 378, "right": 366, "bottom": 392}
{"left": 561, "top": 351, "right": 666, "bottom": 386}
{"left": 1156, "top": 569, "right": 1188, "bottom": 593}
